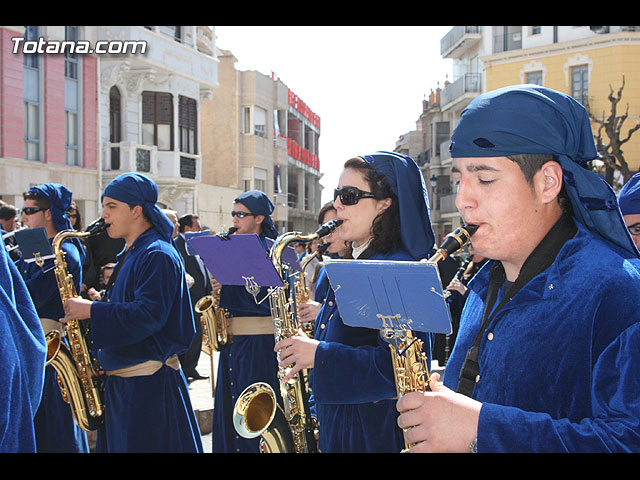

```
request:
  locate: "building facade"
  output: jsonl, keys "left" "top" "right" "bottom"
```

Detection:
{"left": 398, "top": 26, "right": 640, "bottom": 238}
{"left": 0, "top": 25, "right": 218, "bottom": 224}
{"left": 200, "top": 49, "right": 322, "bottom": 234}
{"left": 1, "top": 25, "right": 100, "bottom": 221}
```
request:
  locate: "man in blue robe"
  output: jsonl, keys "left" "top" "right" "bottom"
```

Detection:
{"left": 62, "top": 173, "right": 203, "bottom": 453}
{"left": 0, "top": 227, "right": 46, "bottom": 452}
{"left": 210, "top": 189, "right": 281, "bottom": 453}
{"left": 397, "top": 85, "right": 640, "bottom": 453}
{"left": 16, "top": 183, "right": 89, "bottom": 452}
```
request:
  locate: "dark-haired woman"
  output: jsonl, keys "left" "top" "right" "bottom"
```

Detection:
{"left": 275, "top": 152, "right": 435, "bottom": 452}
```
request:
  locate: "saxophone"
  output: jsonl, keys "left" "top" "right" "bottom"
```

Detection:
{"left": 233, "top": 219, "right": 342, "bottom": 453}
{"left": 45, "top": 217, "right": 108, "bottom": 431}
{"left": 294, "top": 241, "right": 329, "bottom": 337}
{"left": 196, "top": 226, "right": 237, "bottom": 354}
{"left": 382, "top": 224, "right": 477, "bottom": 451}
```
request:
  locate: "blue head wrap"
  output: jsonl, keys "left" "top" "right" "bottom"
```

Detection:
{"left": 28, "top": 183, "right": 85, "bottom": 262}
{"left": 234, "top": 190, "right": 279, "bottom": 239}
{"left": 618, "top": 172, "right": 640, "bottom": 216}
{"left": 361, "top": 151, "right": 435, "bottom": 260}
{"left": 102, "top": 173, "right": 174, "bottom": 242}
{"left": 449, "top": 84, "right": 638, "bottom": 257}
{"left": 28, "top": 183, "right": 74, "bottom": 233}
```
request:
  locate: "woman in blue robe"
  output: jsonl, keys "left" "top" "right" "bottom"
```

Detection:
{"left": 275, "top": 152, "right": 436, "bottom": 452}
{"left": 210, "top": 190, "right": 282, "bottom": 453}
{"left": 62, "top": 173, "right": 202, "bottom": 453}
{"left": 397, "top": 85, "right": 640, "bottom": 453}
{"left": 0, "top": 231, "right": 46, "bottom": 452}
{"left": 16, "top": 183, "right": 89, "bottom": 453}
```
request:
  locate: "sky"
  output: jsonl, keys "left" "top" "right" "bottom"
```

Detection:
{"left": 214, "top": 26, "right": 454, "bottom": 205}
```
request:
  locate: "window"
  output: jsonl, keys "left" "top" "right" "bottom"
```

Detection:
{"left": 435, "top": 122, "right": 450, "bottom": 155}
{"left": 493, "top": 26, "right": 522, "bottom": 53}
{"left": 142, "top": 91, "right": 173, "bottom": 150}
{"left": 571, "top": 65, "right": 589, "bottom": 105}
{"left": 65, "top": 27, "right": 79, "bottom": 166}
{"left": 65, "top": 26, "right": 78, "bottom": 79}
{"left": 254, "top": 106, "right": 266, "bottom": 137}
{"left": 254, "top": 167, "right": 267, "bottom": 193}
{"left": 109, "top": 86, "right": 122, "bottom": 169}
{"left": 531, "top": 26, "right": 542, "bottom": 35}
{"left": 242, "top": 106, "right": 267, "bottom": 137}
{"left": 179, "top": 95, "right": 197, "bottom": 154}
{"left": 526, "top": 70, "right": 543, "bottom": 86}
{"left": 23, "top": 26, "right": 40, "bottom": 161}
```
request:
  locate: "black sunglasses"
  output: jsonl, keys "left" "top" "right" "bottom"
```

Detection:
{"left": 21, "top": 207, "right": 47, "bottom": 216}
{"left": 231, "top": 211, "right": 256, "bottom": 218}
{"left": 333, "top": 186, "right": 381, "bottom": 206}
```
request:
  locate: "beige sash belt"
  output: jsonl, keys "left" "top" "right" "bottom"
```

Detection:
{"left": 228, "top": 316, "right": 274, "bottom": 336}
{"left": 40, "top": 318, "right": 65, "bottom": 335}
{"left": 105, "top": 355, "right": 180, "bottom": 378}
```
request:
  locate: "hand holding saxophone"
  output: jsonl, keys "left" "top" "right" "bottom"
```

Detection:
{"left": 61, "top": 296, "right": 93, "bottom": 323}
{"left": 274, "top": 333, "right": 319, "bottom": 384}
{"left": 396, "top": 372, "right": 481, "bottom": 453}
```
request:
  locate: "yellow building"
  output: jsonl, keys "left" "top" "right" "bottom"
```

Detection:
{"left": 481, "top": 27, "right": 640, "bottom": 180}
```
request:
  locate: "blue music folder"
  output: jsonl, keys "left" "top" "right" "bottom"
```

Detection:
{"left": 14, "top": 227, "right": 54, "bottom": 264}
{"left": 323, "top": 259, "right": 452, "bottom": 334}
{"left": 188, "top": 233, "right": 284, "bottom": 287}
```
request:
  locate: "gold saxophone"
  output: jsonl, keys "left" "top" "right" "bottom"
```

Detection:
{"left": 233, "top": 219, "right": 343, "bottom": 453}
{"left": 196, "top": 226, "right": 237, "bottom": 355}
{"left": 45, "top": 217, "right": 108, "bottom": 431}
{"left": 382, "top": 224, "right": 477, "bottom": 451}
{"left": 294, "top": 241, "right": 329, "bottom": 337}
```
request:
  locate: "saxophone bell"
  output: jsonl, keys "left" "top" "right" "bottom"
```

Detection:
{"left": 233, "top": 382, "right": 295, "bottom": 453}
{"left": 196, "top": 292, "right": 231, "bottom": 354}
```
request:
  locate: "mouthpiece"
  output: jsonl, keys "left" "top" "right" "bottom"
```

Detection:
{"left": 428, "top": 224, "right": 477, "bottom": 263}
{"left": 85, "top": 217, "right": 108, "bottom": 235}
{"left": 314, "top": 219, "right": 343, "bottom": 238}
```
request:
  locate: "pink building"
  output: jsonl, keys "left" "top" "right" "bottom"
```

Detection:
{"left": 0, "top": 25, "right": 99, "bottom": 219}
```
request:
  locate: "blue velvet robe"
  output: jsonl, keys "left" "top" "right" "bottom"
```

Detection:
{"left": 311, "top": 249, "right": 431, "bottom": 453}
{"left": 16, "top": 237, "right": 89, "bottom": 453}
{"left": 90, "top": 228, "right": 202, "bottom": 453}
{"left": 0, "top": 244, "right": 46, "bottom": 452}
{"left": 212, "top": 233, "right": 281, "bottom": 453}
{"left": 444, "top": 221, "right": 640, "bottom": 452}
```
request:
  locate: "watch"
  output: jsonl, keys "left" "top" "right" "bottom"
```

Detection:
{"left": 469, "top": 437, "right": 477, "bottom": 453}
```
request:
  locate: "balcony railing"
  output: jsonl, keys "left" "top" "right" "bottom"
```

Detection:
{"left": 440, "top": 73, "right": 482, "bottom": 109}
{"left": 441, "top": 26, "right": 482, "bottom": 57}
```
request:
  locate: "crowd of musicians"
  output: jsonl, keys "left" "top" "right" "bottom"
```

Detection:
{"left": 2, "top": 84, "right": 640, "bottom": 453}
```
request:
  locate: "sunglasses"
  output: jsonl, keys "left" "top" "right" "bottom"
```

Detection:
{"left": 231, "top": 211, "right": 256, "bottom": 218}
{"left": 21, "top": 207, "right": 47, "bottom": 216}
{"left": 333, "top": 186, "right": 381, "bottom": 206}
{"left": 627, "top": 223, "right": 640, "bottom": 236}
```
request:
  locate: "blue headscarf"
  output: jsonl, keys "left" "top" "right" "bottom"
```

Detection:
{"left": 234, "top": 190, "right": 279, "bottom": 239}
{"left": 28, "top": 183, "right": 85, "bottom": 262}
{"left": 618, "top": 172, "right": 640, "bottom": 216}
{"left": 361, "top": 151, "right": 435, "bottom": 260}
{"left": 102, "top": 173, "right": 174, "bottom": 242}
{"left": 449, "top": 84, "right": 638, "bottom": 258}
